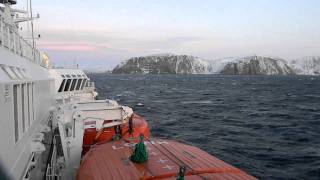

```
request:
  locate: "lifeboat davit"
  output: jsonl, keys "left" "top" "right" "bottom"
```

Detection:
{"left": 82, "top": 114, "right": 150, "bottom": 156}
{"left": 77, "top": 138, "right": 257, "bottom": 180}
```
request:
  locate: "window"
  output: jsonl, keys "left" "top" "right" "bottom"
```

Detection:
{"left": 22, "top": 69, "right": 31, "bottom": 79}
{"left": 17, "top": 68, "right": 26, "bottom": 78}
{"left": 27, "top": 83, "right": 31, "bottom": 127}
{"left": 23, "top": 84, "right": 29, "bottom": 130}
{"left": 13, "top": 84, "right": 19, "bottom": 142}
{"left": 76, "top": 79, "right": 82, "bottom": 90}
{"left": 10, "top": 67, "right": 23, "bottom": 79}
{"left": 18, "top": 68, "right": 28, "bottom": 79}
{"left": 31, "top": 83, "right": 34, "bottom": 123}
{"left": 70, "top": 79, "right": 77, "bottom": 91}
{"left": 21, "top": 84, "right": 25, "bottom": 133}
{"left": 58, "top": 79, "right": 66, "bottom": 92}
{"left": 64, "top": 79, "right": 71, "bottom": 91}
{"left": 81, "top": 79, "right": 87, "bottom": 90}
{"left": 1, "top": 65, "right": 17, "bottom": 79}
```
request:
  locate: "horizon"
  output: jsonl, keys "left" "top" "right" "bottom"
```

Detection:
{"left": 14, "top": 0, "right": 320, "bottom": 71}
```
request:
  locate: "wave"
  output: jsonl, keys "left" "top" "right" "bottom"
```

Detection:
{"left": 180, "top": 100, "right": 213, "bottom": 104}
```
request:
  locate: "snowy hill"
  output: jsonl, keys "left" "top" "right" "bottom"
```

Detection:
{"left": 287, "top": 56, "right": 320, "bottom": 75}
{"left": 211, "top": 55, "right": 294, "bottom": 75}
{"left": 112, "top": 54, "right": 320, "bottom": 75}
{"left": 112, "top": 54, "right": 210, "bottom": 74}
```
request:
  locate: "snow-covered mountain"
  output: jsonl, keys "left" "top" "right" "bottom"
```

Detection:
{"left": 112, "top": 54, "right": 320, "bottom": 75}
{"left": 213, "top": 56, "right": 294, "bottom": 75}
{"left": 112, "top": 54, "right": 210, "bottom": 74}
{"left": 287, "top": 56, "right": 320, "bottom": 75}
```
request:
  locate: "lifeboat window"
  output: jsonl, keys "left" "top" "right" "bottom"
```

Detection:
{"left": 58, "top": 79, "right": 66, "bottom": 92}
{"left": 70, "top": 79, "right": 77, "bottom": 91}
{"left": 76, "top": 79, "right": 83, "bottom": 90}
{"left": 64, "top": 79, "right": 72, "bottom": 91}
{"left": 13, "top": 84, "right": 19, "bottom": 142}
{"left": 81, "top": 79, "right": 87, "bottom": 90}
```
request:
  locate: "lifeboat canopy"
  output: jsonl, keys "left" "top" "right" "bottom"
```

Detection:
{"left": 77, "top": 138, "right": 257, "bottom": 180}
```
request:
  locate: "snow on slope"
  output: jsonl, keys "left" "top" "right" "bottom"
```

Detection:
{"left": 208, "top": 55, "right": 294, "bottom": 75}
{"left": 113, "top": 54, "right": 320, "bottom": 75}
{"left": 112, "top": 54, "right": 211, "bottom": 74}
{"left": 287, "top": 56, "right": 320, "bottom": 75}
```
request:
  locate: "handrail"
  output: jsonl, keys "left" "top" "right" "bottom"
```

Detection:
{"left": 0, "top": 16, "right": 43, "bottom": 66}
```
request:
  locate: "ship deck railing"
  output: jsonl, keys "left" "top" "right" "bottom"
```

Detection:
{"left": 45, "top": 135, "right": 61, "bottom": 180}
{"left": 0, "top": 16, "right": 42, "bottom": 65}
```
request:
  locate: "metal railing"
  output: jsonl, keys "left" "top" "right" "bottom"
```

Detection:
{"left": 0, "top": 16, "right": 41, "bottom": 65}
{"left": 45, "top": 135, "right": 61, "bottom": 180}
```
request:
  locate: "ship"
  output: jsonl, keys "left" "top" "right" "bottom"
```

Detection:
{"left": 0, "top": 1, "right": 256, "bottom": 179}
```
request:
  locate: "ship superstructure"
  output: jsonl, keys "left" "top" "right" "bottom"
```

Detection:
{"left": 0, "top": 1, "right": 93, "bottom": 179}
{"left": 0, "top": 1, "right": 256, "bottom": 180}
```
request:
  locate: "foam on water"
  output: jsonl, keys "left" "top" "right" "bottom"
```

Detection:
{"left": 180, "top": 100, "right": 213, "bottom": 104}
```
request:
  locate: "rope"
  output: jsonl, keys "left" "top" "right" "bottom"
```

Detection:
{"left": 141, "top": 168, "right": 244, "bottom": 180}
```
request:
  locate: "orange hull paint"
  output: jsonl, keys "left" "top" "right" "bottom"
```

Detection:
{"left": 77, "top": 139, "right": 257, "bottom": 180}
{"left": 82, "top": 114, "right": 150, "bottom": 156}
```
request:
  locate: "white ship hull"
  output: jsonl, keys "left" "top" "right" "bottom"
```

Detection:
{"left": 0, "top": 47, "right": 54, "bottom": 179}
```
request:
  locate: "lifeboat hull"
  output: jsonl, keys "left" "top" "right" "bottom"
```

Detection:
{"left": 82, "top": 114, "right": 150, "bottom": 156}
{"left": 77, "top": 139, "right": 256, "bottom": 180}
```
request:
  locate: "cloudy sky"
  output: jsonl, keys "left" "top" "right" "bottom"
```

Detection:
{"left": 15, "top": 0, "right": 320, "bottom": 70}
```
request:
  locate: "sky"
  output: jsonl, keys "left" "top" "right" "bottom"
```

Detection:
{"left": 14, "top": 0, "right": 320, "bottom": 70}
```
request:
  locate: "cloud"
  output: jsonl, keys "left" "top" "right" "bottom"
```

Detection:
{"left": 38, "top": 42, "right": 100, "bottom": 52}
{"left": 38, "top": 29, "right": 205, "bottom": 56}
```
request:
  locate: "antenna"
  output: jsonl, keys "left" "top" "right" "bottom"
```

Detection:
{"left": 29, "top": 0, "right": 35, "bottom": 60}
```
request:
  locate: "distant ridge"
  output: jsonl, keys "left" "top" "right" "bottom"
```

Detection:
{"left": 112, "top": 54, "right": 320, "bottom": 75}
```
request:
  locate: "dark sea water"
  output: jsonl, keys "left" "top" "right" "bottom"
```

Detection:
{"left": 88, "top": 74, "right": 320, "bottom": 179}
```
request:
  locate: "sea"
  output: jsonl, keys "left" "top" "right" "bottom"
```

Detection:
{"left": 88, "top": 73, "right": 320, "bottom": 179}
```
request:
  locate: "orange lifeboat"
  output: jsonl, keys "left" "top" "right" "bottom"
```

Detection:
{"left": 77, "top": 138, "right": 257, "bottom": 180}
{"left": 82, "top": 114, "right": 150, "bottom": 156}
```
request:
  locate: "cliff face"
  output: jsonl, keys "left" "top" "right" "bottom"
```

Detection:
{"left": 112, "top": 54, "right": 210, "bottom": 74}
{"left": 219, "top": 56, "right": 295, "bottom": 75}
